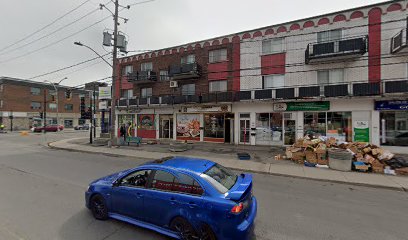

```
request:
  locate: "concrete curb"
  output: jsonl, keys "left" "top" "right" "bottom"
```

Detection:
{"left": 47, "top": 141, "right": 407, "bottom": 192}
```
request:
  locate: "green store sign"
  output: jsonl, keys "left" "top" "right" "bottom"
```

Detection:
{"left": 273, "top": 101, "right": 330, "bottom": 111}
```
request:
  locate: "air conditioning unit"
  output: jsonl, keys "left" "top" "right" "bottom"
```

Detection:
{"left": 170, "top": 81, "right": 178, "bottom": 88}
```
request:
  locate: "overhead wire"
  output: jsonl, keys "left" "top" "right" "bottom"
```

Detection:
{"left": 0, "top": 0, "right": 92, "bottom": 54}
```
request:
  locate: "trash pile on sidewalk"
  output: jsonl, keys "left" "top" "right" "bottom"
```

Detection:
{"left": 284, "top": 137, "right": 408, "bottom": 176}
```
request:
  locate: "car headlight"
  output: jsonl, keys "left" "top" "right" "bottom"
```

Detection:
{"left": 86, "top": 185, "right": 91, "bottom": 192}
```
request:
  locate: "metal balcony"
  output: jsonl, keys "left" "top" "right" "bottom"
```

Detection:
{"left": 139, "top": 98, "right": 148, "bottom": 105}
{"left": 324, "top": 84, "right": 349, "bottom": 97}
{"left": 306, "top": 36, "right": 368, "bottom": 64}
{"left": 385, "top": 80, "right": 408, "bottom": 94}
{"left": 299, "top": 86, "right": 320, "bottom": 98}
{"left": 118, "top": 99, "right": 128, "bottom": 107}
{"left": 353, "top": 82, "right": 381, "bottom": 96}
{"left": 254, "top": 89, "right": 272, "bottom": 100}
{"left": 169, "top": 62, "right": 201, "bottom": 80}
{"left": 128, "top": 98, "right": 138, "bottom": 106}
{"left": 236, "top": 91, "right": 252, "bottom": 101}
{"left": 276, "top": 88, "right": 295, "bottom": 99}
{"left": 149, "top": 96, "right": 160, "bottom": 104}
{"left": 126, "top": 71, "right": 157, "bottom": 84}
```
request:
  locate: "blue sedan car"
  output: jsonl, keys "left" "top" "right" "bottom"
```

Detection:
{"left": 85, "top": 156, "right": 257, "bottom": 240}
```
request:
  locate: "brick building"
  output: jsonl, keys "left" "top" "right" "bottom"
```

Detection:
{"left": 0, "top": 77, "right": 99, "bottom": 130}
{"left": 115, "top": 0, "right": 408, "bottom": 148}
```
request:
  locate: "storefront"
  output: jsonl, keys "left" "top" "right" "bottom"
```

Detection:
{"left": 376, "top": 100, "right": 408, "bottom": 146}
{"left": 118, "top": 114, "right": 136, "bottom": 137}
{"left": 159, "top": 114, "right": 173, "bottom": 139}
{"left": 137, "top": 114, "right": 156, "bottom": 139}
{"left": 176, "top": 105, "right": 233, "bottom": 143}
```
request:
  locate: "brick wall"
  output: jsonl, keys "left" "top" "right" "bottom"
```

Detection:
{"left": 118, "top": 42, "right": 236, "bottom": 98}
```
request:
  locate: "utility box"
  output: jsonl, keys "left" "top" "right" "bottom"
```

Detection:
{"left": 117, "top": 34, "right": 126, "bottom": 49}
{"left": 103, "top": 32, "right": 112, "bottom": 46}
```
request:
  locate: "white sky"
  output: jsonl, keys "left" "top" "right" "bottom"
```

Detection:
{"left": 0, "top": 0, "right": 387, "bottom": 87}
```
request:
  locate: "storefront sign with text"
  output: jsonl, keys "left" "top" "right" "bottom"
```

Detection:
{"left": 273, "top": 102, "right": 330, "bottom": 111}
{"left": 354, "top": 121, "right": 370, "bottom": 142}
{"left": 375, "top": 101, "right": 408, "bottom": 111}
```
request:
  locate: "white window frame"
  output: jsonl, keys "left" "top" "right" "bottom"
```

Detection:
{"left": 141, "top": 62, "right": 153, "bottom": 71}
{"left": 262, "top": 38, "right": 285, "bottom": 55}
{"left": 48, "top": 103, "right": 57, "bottom": 110}
{"left": 122, "top": 65, "right": 133, "bottom": 75}
{"left": 122, "top": 89, "right": 133, "bottom": 99}
{"left": 181, "top": 54, "right": 196, "bottom": 64}
{"left": 31, "top": 87, "right": 41, "bottom": 95}
{"left": 160, "top": 70, "right": 170, "bottom": 81}
{"left": 141, "top": 88, "right": 152, "bottom": 98}
{"left": 209, "top": 80, "right": 228, "bottom": 93}
{"left": 209, "top": 49, "right": 227, "bottom": 63}
{"left": 317, "top": 29, "right": 343, "bottom": 43}
{"left": 182, "top": 84, "right": 196, "bottom": 96}
{"left": 31, "top": 102, "right": 41, "bottom": 109}
{"left": 263, "top": 74, "right": 285, "bottom": 89}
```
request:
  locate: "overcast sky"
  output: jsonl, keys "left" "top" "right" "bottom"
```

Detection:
{"left": 0, "top": 0, "right": 386, "bottom": 87}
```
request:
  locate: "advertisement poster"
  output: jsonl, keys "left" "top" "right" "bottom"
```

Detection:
{"left": 354, "top": 121, "right": 369, "bottom": 142}
{"left": 139, "top": 114, "right": 155, "bottom": 130}
{"left": 177, "top": 114, "right": 200, "bottom": 138}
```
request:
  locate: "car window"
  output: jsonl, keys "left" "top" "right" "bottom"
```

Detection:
{"left": 173, "top": 173, "right": 204, "bottom": 196}
{"left": 201, "top": 164, "right": 237, "bottom": 193}
{"left": 151, "top": 170, "right": 175, "bottom": 191}
{"left": 121, "top": 170, "right": 151, "bottom": 188}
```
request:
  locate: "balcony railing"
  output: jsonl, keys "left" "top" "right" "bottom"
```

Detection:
{"left": 117, "top": 80, "right": 407, "bottom": 108}
{"left": 306, "top": 36, "right": 368, "bottom": 63}
{"left": 126, "top": 71, "right": 157, "bottom": 84}
{"left": 169, "top": 62, "right": 201, "bottom": 80}
{"left": 391, "top": 28, "right": 407, "bottom": 53}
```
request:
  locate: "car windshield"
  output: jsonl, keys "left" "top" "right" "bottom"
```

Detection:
{"left": 201, "top": 164, "right": 237, "bottom": 193}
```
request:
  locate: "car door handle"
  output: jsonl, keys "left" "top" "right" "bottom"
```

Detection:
{"left": 170, "top": 197, "right": 177, "bottom": 205}
{"left": 136, "top": 192, "right": 143, "bottom": 198}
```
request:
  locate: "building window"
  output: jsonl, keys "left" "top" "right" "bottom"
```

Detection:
{"left": 48, "top": 103, "right": 57, "bottom": 110}
{"left": 31, "top": 102, "right": 41, "bottom": 109}
{"left": 317, "top": 29, "right": 342, "bottom": 43}
{"left": 64, "top": 119, "right": 73, "bottom": 128}
{"left": 303, "top": 112, "right": 352, "bottom": 142}
{"left": 122, "top": 65, "right": 133, "bottom": 76}
{"left": 64, "top": 104, "right": 73, "bottom": 111}
{"left": 263, "top": 74, "right": 285, "bottom": 89}
{"left": 31, "top": 87, "right": 41, "bottom": 95}
{"left": 141, "top": 88, "right": 152, "bottom": 98}
{"left": 209, "top": 80, "right": 227, "bottom": 93}
{"left": 204, "top": 113, "right": 225, "bottom": 139}
{"left": 262, "top": 38, "right": 284, "bottom": 55}
{"left": 181, "top": 54, "right": 195, "bottom": 64}
{"left": 141, "top": 62, "right": 153, "bottom": 71}
{"left": 121, "top": 89, "right": 133, "bottom": 99}
{"left": 209, "top": 49, "right": 227, "bottom": 63}
{"left": 159, "top": 70, "right": 169, "bottom": 81}
{"left": 318, "top": 69, "right": 344, "bottom": 95}
{"left": 182, "top": 84, "right": 195, "bottom": 96}
{"left": 0, "top": 100, "right": 3, "bottom": 108}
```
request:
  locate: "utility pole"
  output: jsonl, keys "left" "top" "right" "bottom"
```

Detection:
{"left": 110, "top": 0, "right": 119, "bottom": 145}
{"left": 43, "top": 88, "right": 47, "bottom": 131}
{"left": 93, "top": 83, "right": 97, "bottom": 138}
{"left": 90, "top": 90, "right": 93, "bottom": 144}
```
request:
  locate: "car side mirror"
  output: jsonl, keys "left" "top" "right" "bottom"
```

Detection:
{"left": 112, "top": 181, "right": 120, "bottom": 187}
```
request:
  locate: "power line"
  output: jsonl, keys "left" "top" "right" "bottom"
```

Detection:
{"left": 0, "top": 15, "right": 112, "bottom": 64}
{"left": 28, "top": 52, "right": 111, "bottom": 80}
{"left": 0, "top": 0, "right": 92, "bottom": 54}
{"left": 0, "top": 8, "right": 101, "bottom": 57}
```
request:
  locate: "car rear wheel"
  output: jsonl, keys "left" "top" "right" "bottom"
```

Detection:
{"left": 198, "top": 224, "right": 217, "bottom": 240}
{"left": 170, "top": 217, "right": 196, "bottom": 240}
{"left": 90, "top": 195, "right": 108, "bottom": 220}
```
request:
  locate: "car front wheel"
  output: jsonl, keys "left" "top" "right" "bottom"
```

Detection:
{"left": 90, "top": 195, "right": 108, "bottom": 220}
{"left": 170, "top": 217, "right": 196, "bottom": 240}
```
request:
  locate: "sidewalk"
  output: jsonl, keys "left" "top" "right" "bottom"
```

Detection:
{"left": 48, "top": 138, "right": 408, "bottom": 191}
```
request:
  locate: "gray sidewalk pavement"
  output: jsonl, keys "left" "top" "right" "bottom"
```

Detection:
{"left": 48, "top": 138, "right": 408, "bottom": 191}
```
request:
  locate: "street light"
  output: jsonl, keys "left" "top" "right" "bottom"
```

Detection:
{"left": 74, "top": 41, "right": 116, "bottom": 145}
{"left": 74, "top": 42, "right": 113, "bottom": 68}
{"left": 44, "top": 77, "right": 68, "bottom": 128}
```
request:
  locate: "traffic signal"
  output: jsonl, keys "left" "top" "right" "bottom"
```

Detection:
{"left": 65, "top": 89, "right": 72, "bottom": 100}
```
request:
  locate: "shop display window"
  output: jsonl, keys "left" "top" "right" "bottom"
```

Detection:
{"left": 380, "top": 112, "right": 408, "bottom": 146}
{"left": 204, "top": 114, "right": 225, "bottom": 139}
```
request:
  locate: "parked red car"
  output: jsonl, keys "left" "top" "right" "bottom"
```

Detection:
{"left": 33, "top": 124, "right": 64, "bottom": 132}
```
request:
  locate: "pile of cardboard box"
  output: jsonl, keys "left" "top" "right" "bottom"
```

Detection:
{"left": 285, "top": 137, "right": 403, "bottom": 175}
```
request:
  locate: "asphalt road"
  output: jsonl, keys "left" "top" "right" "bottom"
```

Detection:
{"left": 0, "top": 131, "right": 407, "bottom": 240}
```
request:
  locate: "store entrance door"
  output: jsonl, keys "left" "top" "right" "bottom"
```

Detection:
{"left": 239, "top": 119, "right": 250, "bottom": 144}
{"left": 284, "top": 119, "right": 296, "bottom": 145}
{"left": 160, "top": 118, "right": 173, "bottom": 139}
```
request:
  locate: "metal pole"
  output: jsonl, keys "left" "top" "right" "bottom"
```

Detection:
{"left": 90, "top": 90, "right": 93, "bottom": 144}
{"left": 110, "top": 0, "right": 119, "bottom": 145}
{"left": 43, "top": 88, "right": 47, "bottom": 133}
{"left": 93, "top": 84, "right": 96, "bottom": 138}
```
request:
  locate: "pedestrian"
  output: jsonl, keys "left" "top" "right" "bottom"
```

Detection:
{"left": 120, "top": 124, "right": 126, "bottom": 145}
{"left": 0, "top": 123, "right": 4, "bottom": 132}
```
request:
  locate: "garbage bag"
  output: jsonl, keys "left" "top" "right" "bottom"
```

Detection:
{"left": 385, "top": 157, "right": 408, "bottom": 169}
